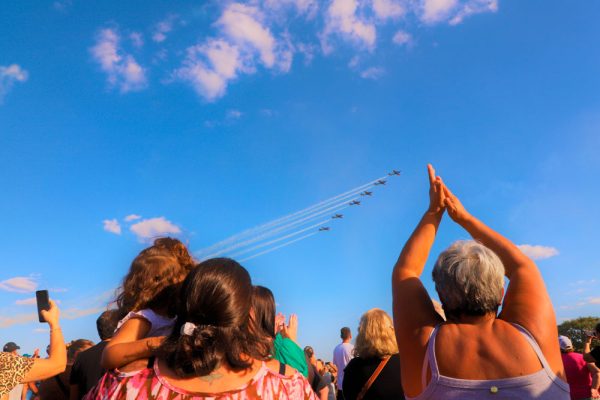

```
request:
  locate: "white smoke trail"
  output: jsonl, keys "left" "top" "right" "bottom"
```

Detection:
{"left": 201, "top": 200, "right": 352, "bottom": 259}
{"left": 239, "top": 232, "right": 320, "bottom": 262}
{"left": 196, "top": 175, "right": 387, "bottom": 256}
{"left": 227, "top": 219, "right": 330, "bottom": 259}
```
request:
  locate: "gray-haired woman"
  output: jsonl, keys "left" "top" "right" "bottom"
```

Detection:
{"left": 392, "top": 165, "right": 569, "bottom": 399}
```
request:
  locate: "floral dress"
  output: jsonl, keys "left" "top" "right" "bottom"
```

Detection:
{"left": 84, "top": 358, "right": 318, "bottom": 400}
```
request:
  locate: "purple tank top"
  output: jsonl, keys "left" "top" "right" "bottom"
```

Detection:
{"left": 407, "top": 323, "right": 570, "bottom": 400}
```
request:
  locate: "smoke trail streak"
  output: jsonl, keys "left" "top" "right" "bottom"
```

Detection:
{"left": 227, "top": 219, "right": 330, "bottom": 259}
{"left": 239, "top": 232, "right": 320, "bottom": 262}
{"left": 201, "top": 201, "right": 351, "bottom": 259}
{"left": 196, "top": 175, "right": 387, "bottom": 256}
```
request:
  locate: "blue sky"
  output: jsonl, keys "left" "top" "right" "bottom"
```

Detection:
{"left": 1, "top": 0, "right": 599, "bottom": 360}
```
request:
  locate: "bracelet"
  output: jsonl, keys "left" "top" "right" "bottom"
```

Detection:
{"left": 50, "top": 326, "right": 62, "bottom": 333}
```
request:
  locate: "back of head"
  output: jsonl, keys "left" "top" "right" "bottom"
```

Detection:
{"left": 354, "top": 308, "right": 398, "bottom": 359}
{"left": 432, "top": 240, "right": 505, "bottom": 318}
{"left": 341, "top": 327, "right": 351, "bottom": 341}
{"left": 304, "top": 346, "right": 314, "bottom": 360}
{"left": 68, "top": 339, "right": 95, "bottom": 363}
{"left": 116, "top": 238, "right": 193, "bottom": 317}
{"left": 160, "top": 258, "right": 271, "bottom": 377}
{"left": 558, "top": 335, "right": 573, "bottom": 353}
{"left": 96, "top": 310, "right": 119, "bottom": 341}
{"left": 252, "top": 286, "right": 276, "bottom": 340}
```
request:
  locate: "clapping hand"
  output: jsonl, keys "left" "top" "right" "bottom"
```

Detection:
{"left": 427, "top": 164, "right": 445, "bottom": 214}
{"left": 280, "top": 314, "right": 299, "bottom": 344}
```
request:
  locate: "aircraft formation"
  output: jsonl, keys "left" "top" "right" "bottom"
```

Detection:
{"left": 196, "top": 170, "right": 401, "bottom": 262}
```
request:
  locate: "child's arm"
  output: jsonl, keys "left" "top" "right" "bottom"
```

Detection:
{"left": 101, "top": 317, "right": 163, "bottom": 369}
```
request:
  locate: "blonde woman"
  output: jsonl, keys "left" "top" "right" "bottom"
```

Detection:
{"left": 342, "top": 309, "right": 405, "bottom": 400}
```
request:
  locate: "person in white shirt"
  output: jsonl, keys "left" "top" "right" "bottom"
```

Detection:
{"left": 332, "top": 327, "right": 354, "bottom": 400}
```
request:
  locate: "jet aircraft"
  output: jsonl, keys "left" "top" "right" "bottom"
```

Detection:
{"left": 360, "top": 191, "right": 373, "bottom": 196}
{"left": 388, "top": 170, "right": 401, "bottom": 176}
{"left": 349, "top": 200, "right": 361, "bottom": 206}
{"left": 374, "top": 180, "right": 386, "bottom": 185}
{"left": 332, "top": 214, "right": 343, "bottom": 219}
{"left": 319, "top": 227, "right": 330, "bottom": 231}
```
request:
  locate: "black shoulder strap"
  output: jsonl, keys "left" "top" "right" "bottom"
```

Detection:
{"left": 147, "top": 356, "right": 155, "bottom": 369}
{"left": 54, "top": 375, "right": 69, "bottom": 396}
{"left": 279, "top": 361, "right": 286, "bottom": 375}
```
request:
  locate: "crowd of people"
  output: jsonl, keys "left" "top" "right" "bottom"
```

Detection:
{"left": 1, "top": 165, "right": 599, "bottom": 400}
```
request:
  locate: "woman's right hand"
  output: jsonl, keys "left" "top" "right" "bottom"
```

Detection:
{"left": 41, "top": 300, "right": 60, "bottom": 328}
{"left": 427, "top": 164, "right": 445, "bottom": 214}
{"left": 441, "top": 181, "right": 471, "bottom": 224}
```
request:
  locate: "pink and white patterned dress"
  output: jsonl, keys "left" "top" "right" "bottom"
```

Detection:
{"left": 84, "top": 358, "right": 318, "bottom": 400}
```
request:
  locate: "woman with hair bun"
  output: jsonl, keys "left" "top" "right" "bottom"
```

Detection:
{"left": 86, "top": 258, "right": 317, "bottom": 399}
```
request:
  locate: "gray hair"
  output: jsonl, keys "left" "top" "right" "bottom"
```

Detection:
{"left": 432, "top": 240, "right": 505, "bottom": 317}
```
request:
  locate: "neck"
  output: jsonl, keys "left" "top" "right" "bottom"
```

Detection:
{"left": 342, "top": 339, "right": 351, "bottom": 344}
{"left": 446, "top": 311, "right": 496, "bottom": 325}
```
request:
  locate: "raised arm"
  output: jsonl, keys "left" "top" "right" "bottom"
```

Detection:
{"left": 393, "top": 165, "right": 445, "bottom": 331}
{"left": 392, "top": 165, "right": 445, "bottom": 395}
{"left": 441, "top": 182, "right": 563, "bottom": 375}
{"left": 22, "top": 301, "right": 67, "bottom": 382}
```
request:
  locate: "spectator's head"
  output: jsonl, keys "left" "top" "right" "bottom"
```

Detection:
{"left": 595, "top": 322, "right": 600, "bottom": 337}
{"left": 3, "top": 342, "right": 19, "bottom": 354}
{"left": 341, "top": 326, "right": 352, "bottom": 341}
{"left": 160, "top": 258, "right": 271, "bottom": 377}
{"left": 354, "top": 308, "right": 398, "bottom": 359}
{"left": 116, "top": 237, "right": 194, "bottom": 317}
{"left": 96, "top": 310, "right": 119, "bottom": 341}
{"left": 67, "top": 339, "right": 95, "bottom": 363}
{"left": 251, "top": 285, "right": 276, "bottom": 340}
{"left": 432, "top": 240, "right": 505, "bottom": 319}
{"left": 558, "top": 335, "right": 574, "bottom": 353}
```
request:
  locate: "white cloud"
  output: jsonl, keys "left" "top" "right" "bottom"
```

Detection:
{"left": 152, "top": 15, "right": 178, "bottom": 43}
{"left": 420, "top": 0, "right": 497, "bottom": 24}
{"left": 124, "top": 214, "right": 142, "bottom": 222}
{"left": 0, "top": 312, "right": 37, "bottom": 328}
{"left": 130, "top": 32, "right": 144, "bottom": 48}
{"left": 91, "top": 28, "right": 147, "bottom": 93}
{"left": 0, "top": 64, "right": 28, "bottom": 104}
{"left": 263, "top": 0, "right": 319, "bottom": 18}
{"left": 0, "top": 277, "right": 38, "bottom": 293}
{"left": 227, "top": 109, "right": 243, "bottom": 119}
{"left": 392, "top": 30, "right": 412, "bottom": 46}
{"left": 103, "top": 218, "right": 121, "bottom": 235}
{"left": 517, "top": 244, "right": 559, "bottom": 260}
{"left": 449, "top": 0, "right": 497, "bottom": 25}
{"left": 421, "top": 0, "right": 458, "bottom": 23}
{"left": 53, "top": 0, "right": 72, "bottom": 11}
{"left": 217, "top": 4, "right": 278, "bottom": 68}
{"left": 360, "top": 66, "right": 385, "bottom": 79}
{"left": 177, "top": 39, "right": 244, "bottom": 101}
{"left": 372, "top": 0, "right": 405, "bottom": 20}
{"left": 323, "top": 0, "right": 377, "bottom": 52}
{"left": 62, "top": 307, "right": 106, "bottom": 320}
{"left": 15, "top": 297, "right": 37, "bottom": 306}
{"left": 177, "top": 3, "right": 294, "bottom": 101}
{"left": 130, "top": 217, "right": 181, "bottom": 242}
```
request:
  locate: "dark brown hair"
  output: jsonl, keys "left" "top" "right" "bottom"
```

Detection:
{"left": 252, "top": 286, "right": 276, "bottom": 340}
{"left": 116, "top": 237, "right": 194, "bottom": 318}
{"left": 160, "top": 258, "right": 272, "bottom": 377}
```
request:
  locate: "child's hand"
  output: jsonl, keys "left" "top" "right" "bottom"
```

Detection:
{"left": 146, "top": 336, "right": 166, "bottom": 352}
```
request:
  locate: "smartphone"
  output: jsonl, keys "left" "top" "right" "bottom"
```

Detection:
{"left": 584, "top": 329, "right": 597, "bottom": 338}
{"left": 36, "top": 290, "right": 50, "bottom": 323}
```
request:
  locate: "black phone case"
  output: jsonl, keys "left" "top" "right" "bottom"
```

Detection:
{"left": 36, "top": 290, "right": 50, "bottom": 323}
